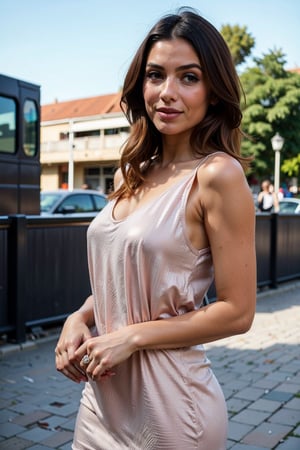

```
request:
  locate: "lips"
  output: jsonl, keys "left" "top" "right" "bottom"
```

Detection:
{"left": 156, "top": 107, "right": 182, "bottom": 120}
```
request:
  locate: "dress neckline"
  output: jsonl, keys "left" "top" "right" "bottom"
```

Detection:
{"left": 111, "top": 164, "right": 200, "bottom": 224}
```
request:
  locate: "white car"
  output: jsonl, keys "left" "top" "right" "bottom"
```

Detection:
{"left": 41, "top": 189, "right": 107, "bottom": 217}
{"left": 279, "top": 198, "right": 300, "bottom": 214}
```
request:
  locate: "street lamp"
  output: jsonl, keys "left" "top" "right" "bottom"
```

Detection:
{"left": 271, "top": 132, "right": 284, "bottom": 195}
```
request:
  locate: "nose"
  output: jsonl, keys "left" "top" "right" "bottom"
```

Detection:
{"left": 160, "top": 77, "right": 178, "bottom": 102}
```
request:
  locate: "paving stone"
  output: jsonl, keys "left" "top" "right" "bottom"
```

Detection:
{"left": 0, "top": 409, "right": 18, "bottom": 424}
{"left": 8, "top": 402, "right": 38, "bottom": 415}
{"left": 268, "top": 407, "right": 300, "bottom": 426}
{"left": 227, "top": 421, "right": 254, "bottom": 441}
{"left": 254, "top": 378, "right": 280, "bottom": 390}
{"left": 0, "top": 421, "right": 26, "bottom": 438}
{"left": 231, "top": 409, "right": 270, "bottom": 426}
{"left": 18, "top": 427, "right": 55, "bottom": 443}
{"left": 248, "top": 398, "right": 282, "bottom": 413}
{"left": 38, "top": 414, "right": 72, "bottom": 430}
{"left": 0, "top": 435, "right": 34, "bottom": 449}
{"left": 12, "top": 410, "right": 51, "bottom": 427}
{"left": 276, "top": 383, "right": 300, "bottom": 394}
{"left": 234, "top": 387, "right": 265, "bottom": 402}
{"left": 26, "top": 446, "right": 54, "bottom": 450}
{"left": 42, "top": 402, "right": 80, "bottom": 417}
{"left": 0, "top": 398, "right": 12, "bottom": 409}
{"left": 242, "top": 422, "right": 292, "bottom": 448}
{"left": 230, "top": 444, "right": 267, "bottom": 450}
{"left": 40, "top": 430, "right": 73, "bottom": 447}
{"left": 227, "top": 398, "right": 251, "bottom": 414}
{"left": 263, "top": 390, "right": 294, "bottom": 403}
{"left": 276, "top": 436, "right": 300, "bottom": 450}
{"left": 285, "top": 397, "right": 300, "bottom": 410}
{"left": 264, "top": 371, "right": 295, "bottom": 382}
{"left": 60, "top": 443, "right": 73, "bottom": 450}
{"left": 293, "top": 425, "right": 300, "bottom": 436}
{"left": 60, "top": 415, "right": 77, "bottom": 431}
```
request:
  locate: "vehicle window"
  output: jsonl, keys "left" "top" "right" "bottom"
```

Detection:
{"left": 41, "top": 192, "right": 63, "bottom": 212}
{"left": 93, "top": 195, "right": 107, "bottom": 210}
{"left": 0, "top": 96, "right": 16, "bottom": 154}
{"left": 23, "top": 99, "right": 38, "bottom": 157}
{"left": 280, "top": 202, "right": 296, "bottom": 213}
{"left": 57, "top": 194, "right": 94, "bottom": 213}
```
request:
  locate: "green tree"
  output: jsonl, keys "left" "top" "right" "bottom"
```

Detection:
{"left": 240, "top": 49, "right": 300, "bottom": 179}
{"left": 281, "top": 153, "right": 300, "bottom": 178}
{"left": 221, "top": 24, "right": 255, "bottom": 66}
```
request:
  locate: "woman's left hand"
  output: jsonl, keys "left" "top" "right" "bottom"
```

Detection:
{"left": 75, "top": 326, "right": 136, "bottom": 381}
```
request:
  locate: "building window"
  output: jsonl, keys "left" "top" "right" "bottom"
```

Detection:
{"left": 23, "top": 99, "right": 38, "bottom": 157}
{"left": 75, "top": 130, "right": 100, "bottom": 138}
{"left": 104, "top": 127, "right": 130, "bottom": 135}
{"left": 103, "top": 167, "right": 116, "bottom": 175}
{"left": 84, "top": 166, "right": 100, "bottom": 190}
{"left": 59, "top": 132, "right": 69, "bottom": 140}
{"left": 0, "top": 96, "right": 16, "bottom": 154}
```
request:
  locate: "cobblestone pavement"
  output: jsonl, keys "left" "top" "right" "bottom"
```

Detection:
{"left": 0, "top": 282, "right": 299, "bottom": 450}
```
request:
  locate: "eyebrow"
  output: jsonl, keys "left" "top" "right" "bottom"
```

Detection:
{"left": 146, "top": 63, "right": 203, "bottom": 72}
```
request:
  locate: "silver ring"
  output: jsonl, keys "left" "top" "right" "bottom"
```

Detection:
{"left": 81, "top": 354, "right": 90, "bottom": 365}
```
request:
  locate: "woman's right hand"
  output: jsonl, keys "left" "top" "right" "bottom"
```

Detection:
{"left": 55, "top": 311, "right": 93, "bottom": 383}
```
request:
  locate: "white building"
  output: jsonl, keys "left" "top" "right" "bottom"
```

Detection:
{"left": 40, "top": 92, "right": 129, "bottom": 193}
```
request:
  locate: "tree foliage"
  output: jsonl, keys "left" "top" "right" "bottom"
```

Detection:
{"left": 239, "top": 49, "right": 300, "bottom": 180}
{"left": 220, "top": 24, "right": 300, "bottom": 183}
{"left": 282, "top": 153, "right": 300, "bottom": 177}
{"left": 220, "top": 24, "right": 255, "bottom": 66}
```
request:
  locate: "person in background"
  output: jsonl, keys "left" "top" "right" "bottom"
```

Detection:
{"left": 55, "top": 8, "right": 256, "bottom": 449}
{"left": 278, "top": 187, "right": 284, "bottom": 201}
{"left": 257, "top": 179, "right": 279, "bottom": 212}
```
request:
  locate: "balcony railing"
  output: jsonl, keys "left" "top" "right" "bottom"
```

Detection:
{"left": 40, "top": 134, "right": 128, "bottom": 163}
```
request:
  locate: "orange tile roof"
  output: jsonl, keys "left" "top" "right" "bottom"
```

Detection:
{"left": 41, "top": 92, "right": 122, "bottom": 122}
{"left": 289, "top": 67, "right": 300, "bottom": 74}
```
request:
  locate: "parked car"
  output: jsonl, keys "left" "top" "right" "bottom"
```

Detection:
{"left": 41, "top": 189, "right": 108, "bottom": 217}
{"left": 279, "top": 198, "right": 300, "bottom": 214}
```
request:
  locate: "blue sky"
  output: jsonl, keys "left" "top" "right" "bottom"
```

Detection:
{"left": 1, "top": 0, "right": 299, "bottom": 105}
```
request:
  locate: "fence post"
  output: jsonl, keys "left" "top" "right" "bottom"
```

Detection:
{"left": 7, "top": 215, "right": 27, "bottom": 343}
{"left": 270, "top": 213, "right": 278, "bottom": 289}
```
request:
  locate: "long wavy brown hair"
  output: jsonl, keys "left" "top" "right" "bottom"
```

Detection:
{"left": 111, "top": 9, "right": 249, "bottom": 200}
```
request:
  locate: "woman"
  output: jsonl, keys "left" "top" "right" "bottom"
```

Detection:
{"left": 257, "top": 179, "right": 279, "bottom": 212}
{"left": 55, "top": 9, "right": 256, "bottom": 449}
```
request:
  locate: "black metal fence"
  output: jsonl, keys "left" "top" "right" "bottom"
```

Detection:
{"left": 0, "top": 213, "right": 299, "bottom": 343}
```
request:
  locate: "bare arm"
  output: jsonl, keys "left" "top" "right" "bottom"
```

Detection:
{"left": 75, "top": 155, "right": 256, "bottom": 380}
{"left": 128, "top": 155, "right": 256, "bottom": 348}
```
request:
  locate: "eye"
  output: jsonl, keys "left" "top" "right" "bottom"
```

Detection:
{"left": 145, "top": 70, "right": 164, "bottom": 82}
{"left": 182, "top": 73, "right": 200, "bottom": 84}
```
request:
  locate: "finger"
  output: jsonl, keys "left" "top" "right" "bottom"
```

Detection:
{"left": 90, "top": 359, "right": 114, "bottom": 380}
{"left": 56, "top": 352, "right": 87, "bottom": 383}
{"left": 75, "top": 342, "right": 89, "bottom": 361}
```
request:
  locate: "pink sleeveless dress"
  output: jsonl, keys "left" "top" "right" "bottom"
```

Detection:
{"left": 73, "top": 160, "right": 228, "bottom": 449}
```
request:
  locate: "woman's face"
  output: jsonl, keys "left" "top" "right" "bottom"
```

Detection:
{"left": 143, "top": 38, "right": 210, "bottom": 140}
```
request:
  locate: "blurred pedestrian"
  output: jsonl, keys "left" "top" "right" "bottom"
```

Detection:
{"left": 257, "top": 180, "right": 279, "bottom": 212}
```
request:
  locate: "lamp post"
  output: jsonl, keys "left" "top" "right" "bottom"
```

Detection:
{"left": 68, "top": 119, "right": 74, "bottom": 192}
{"left": 271, "top": 132, "right": 284, "bottom": 195}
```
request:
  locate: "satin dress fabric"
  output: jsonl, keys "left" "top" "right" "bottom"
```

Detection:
{"left": 73, "top": 158, "right": 228, "bottom": 449}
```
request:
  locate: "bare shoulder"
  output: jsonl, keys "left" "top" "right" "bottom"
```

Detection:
{"left": 196, "top": 152, "right": 254, "bottom": 211}
{"left": 199, "top": 152, "right": 245, "bottom": 187}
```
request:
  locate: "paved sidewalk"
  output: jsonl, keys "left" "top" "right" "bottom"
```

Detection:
{"left": 0, "top": 282, "right": 299, "bottom": 449}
